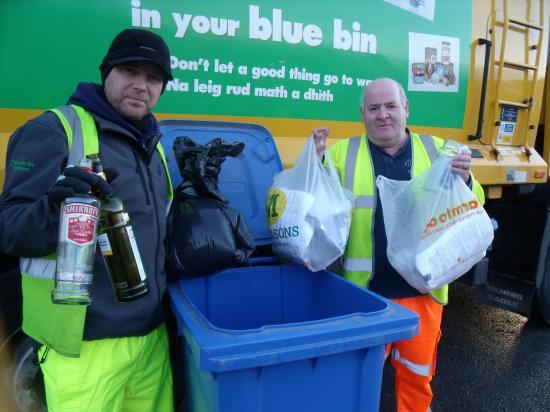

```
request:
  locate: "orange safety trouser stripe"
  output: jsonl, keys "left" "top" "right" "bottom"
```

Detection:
{"left": 385, "top": 295, "right": 443, "bottom": 412}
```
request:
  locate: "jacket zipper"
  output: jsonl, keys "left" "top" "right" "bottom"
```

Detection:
{"left": 132, "top": 146, "right": 151, "bottom": 206}
{"left": 131, "top": 140, "right": 161, "bottom": 320}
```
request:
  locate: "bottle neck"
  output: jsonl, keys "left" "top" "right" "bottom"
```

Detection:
{"left": 99, "top": 192, "right": 124, "bottom": 213}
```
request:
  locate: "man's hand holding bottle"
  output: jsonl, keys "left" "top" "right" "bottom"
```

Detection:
{"left": 47, "top": 165, "right": 117, "bottom": 204}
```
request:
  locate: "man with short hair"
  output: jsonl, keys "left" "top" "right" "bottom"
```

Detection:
{"left": 314, "top": 77, "right": 485, "bottom": 412}
{"left": 0, "top": 29, "right": 175, "bottom": 411}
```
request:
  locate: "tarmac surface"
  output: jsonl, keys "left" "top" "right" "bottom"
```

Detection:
{"left": 380, "top": 282, "right": 550, "bottom": 412}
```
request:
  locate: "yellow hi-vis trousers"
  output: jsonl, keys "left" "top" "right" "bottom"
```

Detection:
{"left": 39, "top": 324, "right": 173, "bottom": 412}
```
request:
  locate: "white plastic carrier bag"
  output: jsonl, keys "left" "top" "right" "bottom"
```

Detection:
{"left": 266, "top": 135, "right": 354, "bottom": 271}
{"left": 376, "top": 149, "right": 494, "bottom": 293}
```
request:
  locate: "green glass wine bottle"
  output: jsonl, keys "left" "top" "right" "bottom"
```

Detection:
{"left": 91, "top": 156, "right": 149, "bottom": 302}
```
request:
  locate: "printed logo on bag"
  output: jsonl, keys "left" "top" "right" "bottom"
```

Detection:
{"left": 423, "top": 199, "right": 480, "bottom": 236}
{"left": 271, "top": 226, "right": 300, "bottom": 239}
{"left": 266, "top": 188, "right": 287, "bottom": 226}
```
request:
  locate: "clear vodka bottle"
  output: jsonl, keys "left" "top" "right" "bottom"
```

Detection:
{"left": 51, "top": 159, "right": 100, "bottom": 305}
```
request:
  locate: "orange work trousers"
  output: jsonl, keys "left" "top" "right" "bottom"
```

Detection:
{"left": 385, "top": 295, "right": 443, "bottom": 412}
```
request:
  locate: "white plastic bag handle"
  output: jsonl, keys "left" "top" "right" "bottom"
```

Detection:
{"left": 307, "top": 134, "right": 339, "bottom": 181}
{"left": 324, "top": 149, "right": 339, "bottom": 180}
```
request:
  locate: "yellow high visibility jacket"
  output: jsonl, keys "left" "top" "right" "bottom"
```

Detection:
{"left": 329, "top": 132, "right": 486, "bottom": 304}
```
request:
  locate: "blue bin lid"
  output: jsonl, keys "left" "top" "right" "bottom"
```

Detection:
{"left": 160, "top": 120, "right": 283, "bottom": 246}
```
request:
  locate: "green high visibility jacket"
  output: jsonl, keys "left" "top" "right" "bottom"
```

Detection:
{"left": 329, "top": 132, "right": 485, "bottom": 304}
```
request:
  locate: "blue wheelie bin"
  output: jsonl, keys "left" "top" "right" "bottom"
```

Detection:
{"left": 160, "top": 120, "right": 419, "bottom": 412}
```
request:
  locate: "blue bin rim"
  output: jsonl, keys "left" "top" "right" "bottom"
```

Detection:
{"left": 159, "top": 119, "right": 277, "bottom": 143}
{"left": 168, "top": 266, "right": 419, "bottom": 372}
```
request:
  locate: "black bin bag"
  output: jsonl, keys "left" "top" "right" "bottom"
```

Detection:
{"left": 166, "top": 136, "right": 255, "bottom": 278}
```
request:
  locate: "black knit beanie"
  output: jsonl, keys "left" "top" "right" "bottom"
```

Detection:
{"left": 99, "top": 28, "right": 173, "bottom": 85}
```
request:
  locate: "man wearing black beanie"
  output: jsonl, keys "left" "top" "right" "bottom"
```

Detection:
{"left": 0, "top": 28, "right": 175, "bottom": 411}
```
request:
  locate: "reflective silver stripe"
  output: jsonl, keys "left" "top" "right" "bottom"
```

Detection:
{"left": 344, "top": 136, "right": 362, "bottom": 191}
{"left": 20, "top": 257, "right": 56, "bottom": 280}
{"left": 26, "top": 106, "right": 87, "bottom": 282}
{"left": 344, "top": 137, "right": 375, "bottom": 210}
{"left": 355, "top": 195, "right": 374, "bottom": 209}
{"left": 56, "top": 105, "right": 86, "bottom": 166}
{"left": 343, "top": 257, "right": 372, "bottom": 272}
{"left": 419, "top": 134, "right": 439, "bottom": 163}
{"left": 392, "top": 348, "right": 432, "bottom": 377}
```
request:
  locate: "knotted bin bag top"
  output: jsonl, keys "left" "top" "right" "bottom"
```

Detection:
{"left": 166, "top": 136, "right": 255, "bottom": 279}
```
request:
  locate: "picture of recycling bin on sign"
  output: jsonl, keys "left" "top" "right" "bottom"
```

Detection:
{"left": 408, "top": 32, "right": 459, "bottom": 93}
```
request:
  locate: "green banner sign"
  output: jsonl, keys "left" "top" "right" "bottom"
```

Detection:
{"left": 0, "top": 0, "right": 471, "bottom": 127}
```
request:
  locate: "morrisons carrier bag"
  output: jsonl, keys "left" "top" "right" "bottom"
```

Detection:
{"left": 376, "top": 145, "right": 494, "bottom": 293}
{"left": 266, "top": 135, "right": 354, "bottom": 271}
